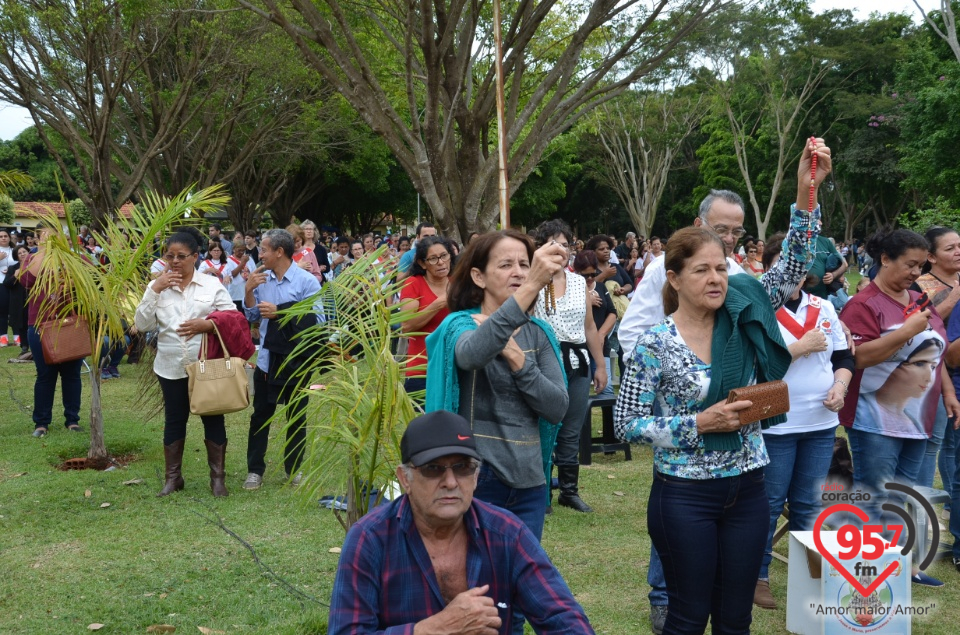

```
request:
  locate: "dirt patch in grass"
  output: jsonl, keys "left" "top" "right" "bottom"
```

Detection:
{"left": 57, "top": 453, "right": 139, "bottom": 471}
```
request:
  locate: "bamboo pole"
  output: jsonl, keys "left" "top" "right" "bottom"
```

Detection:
{"left": 493, "top": 0, "right": 510, "bottom": 229}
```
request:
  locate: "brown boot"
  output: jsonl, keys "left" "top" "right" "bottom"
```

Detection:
{"left": 158, "top": 439, "right": 185, "bottom": 497}
{"left": 205, "top": 439, "right": 229, "bottom": 497}
{"left": 754, "top": 579, "right": 777, "bottom": 609}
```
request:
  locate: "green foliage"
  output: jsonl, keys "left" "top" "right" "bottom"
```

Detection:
{"left": 0, "top": 168, "right": 32, "bottom": 198}
{"left": 67, "top": 198, "right": 92, "bottom": 227}
{"left": 0, "top": 127, "right": 81, "bottom": 201}
{"left": 276, "top": 247, "right": 418, "bottom": 531}
{"left": 511, "top": 135, "right": 581, "bottom": 229}
{"left": 897, "top": 39, "right": 960, "bottom": 208}
{"left": 897, "top": 196, "right": 960, "bottom": 233}
{"left": 0, "top": 193, "right": 13, "bottom": 224}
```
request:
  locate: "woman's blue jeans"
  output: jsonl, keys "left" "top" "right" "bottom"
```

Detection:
{"left": 919, "top": 400, "right": 952, "bottom": 498}
{"left": 759, "top": 427, "right": 836, "bottom": 579}
{"left": 648, "top": 469, "right": 768, "bottom": 635}
{"left": 474, "top": 464, "right": 547, "bottom": 635}
{"left": 848, "top": 428, "right": 926, "bottom": 531}
{"left": 474, "top": 464, "right": 547, "bottom": 541}
{"left": 27, "top": 325, "right": 82, "bottom": 429}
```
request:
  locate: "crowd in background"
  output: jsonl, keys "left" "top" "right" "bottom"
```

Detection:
{"left": 9, "top": 161, "right": 960, "bottom": 634}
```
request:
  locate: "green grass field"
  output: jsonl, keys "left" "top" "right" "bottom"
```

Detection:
{"left": 1, "top": 333, "right": 958, "bottom": 634}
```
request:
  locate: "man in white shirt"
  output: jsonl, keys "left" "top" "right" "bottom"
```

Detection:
{"left": 618, "top": 191, "right": 747, "bottom": 359}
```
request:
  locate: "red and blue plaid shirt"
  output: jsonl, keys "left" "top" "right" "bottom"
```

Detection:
{"left": 327, "top": 495, "right": 595, "bottom": 634}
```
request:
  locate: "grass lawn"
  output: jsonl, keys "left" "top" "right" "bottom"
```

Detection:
{"left": 2, "top": 342, "right": 959, "bottom": 634}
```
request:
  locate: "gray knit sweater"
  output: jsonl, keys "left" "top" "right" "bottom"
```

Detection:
{"left": 455, "top": 296, "right": 569, "bottom": 488}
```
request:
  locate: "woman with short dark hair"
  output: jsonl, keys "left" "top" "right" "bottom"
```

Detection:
{"left": 839, "top": 226, "right": 960, "bottom": 587}
{"left": 398, "top": 236, "right": 454, "bottom": 396}
{"left": 532, "top": 219, "right": 607, "bottom": 513}
{"left": 135, "top": 231, "right": 239, "bottom": 497}
{"left": 20, "top": 223, "right": 85, "bottom": 438}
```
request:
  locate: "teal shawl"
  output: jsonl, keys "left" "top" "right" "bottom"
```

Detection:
{"left": 700, "top": 274, "right": 793, "bottom": 451}
{"left": 424, "top": 307, "right": 568, "bottom": 499}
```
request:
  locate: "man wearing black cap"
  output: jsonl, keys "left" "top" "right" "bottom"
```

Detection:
{"left": 327, "top": 410, "right": 595, "bottom": 635}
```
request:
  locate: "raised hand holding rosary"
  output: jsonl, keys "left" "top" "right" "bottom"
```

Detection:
{"left": 807, "top": 136, "right": 818, "bottom": 242}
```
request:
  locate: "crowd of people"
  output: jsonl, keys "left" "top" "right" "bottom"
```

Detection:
{"left": 11, "top": 135, "right": 960, "bottom": 634}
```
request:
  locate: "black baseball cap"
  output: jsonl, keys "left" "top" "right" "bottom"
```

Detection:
{"left": 400, "top": 410, "right": 481, "bottom": 466}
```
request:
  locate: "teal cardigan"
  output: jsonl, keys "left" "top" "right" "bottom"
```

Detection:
{"left": 700, "top": 274, "right": 793, "bottom": 451}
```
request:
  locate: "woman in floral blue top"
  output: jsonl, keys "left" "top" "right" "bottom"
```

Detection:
{"left": 614, "top": 227, "right": 795, "bottom": 634}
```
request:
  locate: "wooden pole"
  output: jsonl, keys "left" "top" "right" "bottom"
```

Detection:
{"left": 493, "top": 0, "right": 510, "bottom": 229}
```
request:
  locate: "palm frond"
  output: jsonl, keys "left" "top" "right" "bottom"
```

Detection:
{"left": 272, "top": 248, "right": 417, "bottom": 530}
{"left": 0, "top": 169, "right": 32, "bottom": 196}
{"left": 25, "top": 184, "right": 231, "bottom": 459}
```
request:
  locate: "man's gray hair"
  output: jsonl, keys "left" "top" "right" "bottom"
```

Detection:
{"left": 625, "top": 231, "right": 636, "bottom": 239}
{"left": 262, "top": 228, "right": 295, "bottom": 259}
{"left": 698, "top": 190, "right": 745, "bottom": 224}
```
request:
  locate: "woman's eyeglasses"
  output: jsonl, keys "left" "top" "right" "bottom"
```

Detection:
{"left": 424, "top": 252, "right": 452, "bottom": 266}
{"left": 163, "top": 253, "right": 195, "bottom": 262}
{"left": 416, "top": 461, "right": 478, "bottom": 479}
{"left": 579, "top": 271, "right": 599, "bottom": 278}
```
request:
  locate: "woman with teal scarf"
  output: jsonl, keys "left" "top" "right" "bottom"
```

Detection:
{"left": 425, "top": 229, "right": 568, "bottom": 543}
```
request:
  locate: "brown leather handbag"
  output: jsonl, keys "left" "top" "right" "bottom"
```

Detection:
{"left": 185, "top": 323, "right": 250, "bottom": 416}
{"left": 726, "top": 380, "right": 790, "bottom": 425}
{"left": 38, "top": 315, "right": 92, "bottom": 364}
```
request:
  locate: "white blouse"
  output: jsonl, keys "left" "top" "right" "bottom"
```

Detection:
{"left": 134, "top": 273, "right": 236, "bottom": 380}
{"left": 534, "top": 270, "right": 588, "bottom": 369}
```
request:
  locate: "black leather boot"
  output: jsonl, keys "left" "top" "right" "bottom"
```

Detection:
{"left": 556, "top": 465, "right": 593, "bottom": 513}
{"left": 204, "top": 439, "right": 229, "bottom": 497}
{"left": 157, "top": 439, "right": 185, "bottom": 497}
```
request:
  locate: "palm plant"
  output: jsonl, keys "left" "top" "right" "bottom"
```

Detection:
{"left": 26, "top": 185, "right": 230, "bottom": 462}
{"left": 276, "top": 247, "right": 420, "bottom": 531}
{"left": 0, "top": 168, "right": 32, "bottom": 195}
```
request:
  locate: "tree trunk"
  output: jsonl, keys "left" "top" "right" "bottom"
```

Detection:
{"left": 87, "top": 370, "right": 107, "bottom": 461}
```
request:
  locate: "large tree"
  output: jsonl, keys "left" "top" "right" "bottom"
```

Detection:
{"left": 0, "top": 0, "right": 217, "bottom": 225}
{"left": 587, "top": 82, "right": 706, "bottom": 238}
{"left": 238, "top": 0, "right": 723, "bottom": 242}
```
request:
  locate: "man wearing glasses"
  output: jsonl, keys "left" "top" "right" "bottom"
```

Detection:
{"left": 327, "top": 410, "right": 596, "bottom": 635}
{"left": 615, "top": 140, "right": 831, "bottom": 633}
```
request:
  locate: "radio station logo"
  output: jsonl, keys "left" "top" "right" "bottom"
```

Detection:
{"left": 812, "top": 482, "right": 939, "bottom": 630}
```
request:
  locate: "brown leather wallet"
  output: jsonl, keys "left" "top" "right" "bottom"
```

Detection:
{"left": 726, "top": 380, "right": 790, "bottom": 425}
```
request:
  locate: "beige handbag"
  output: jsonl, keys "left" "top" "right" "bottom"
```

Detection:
{"left": 185, "top": 323, "right": 250, "bottom": 416}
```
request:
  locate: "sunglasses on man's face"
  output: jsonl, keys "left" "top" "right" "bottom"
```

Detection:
{"left": 416, "top": 461, "right": 478, "bottom": 479}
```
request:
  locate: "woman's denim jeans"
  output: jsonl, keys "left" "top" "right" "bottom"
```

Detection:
{"left": 474, "top": 464, "right": 547, "bottom": 635}
{"left": 474, "top": 464, "right": 547, "bottom": 541}
{"left": 27, "top": 325, "right": 82, "bottom": 429}
{"left": 919, "top": 399, "right": 952, "bottom": 495}
{"left": 848, "top": 428, "right": 926, "bottom": 532}
{"left": 648, "top": 469, "right": 768, "bottom": 635}
{"left": 759, "top": 427, "right": 836, "bottom": 579}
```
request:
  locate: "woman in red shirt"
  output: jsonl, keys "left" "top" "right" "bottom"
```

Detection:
{"left": 397, "top": 236, "right": 454, "bottom": 398}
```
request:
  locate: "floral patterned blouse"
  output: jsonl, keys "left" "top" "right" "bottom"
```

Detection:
{"left": 614, "top": 317, "right": 768, "bottom": 479}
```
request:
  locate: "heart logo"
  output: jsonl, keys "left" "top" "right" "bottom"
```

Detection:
{"left": 813, "top": 504, "right": 900, "bottom": 598}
